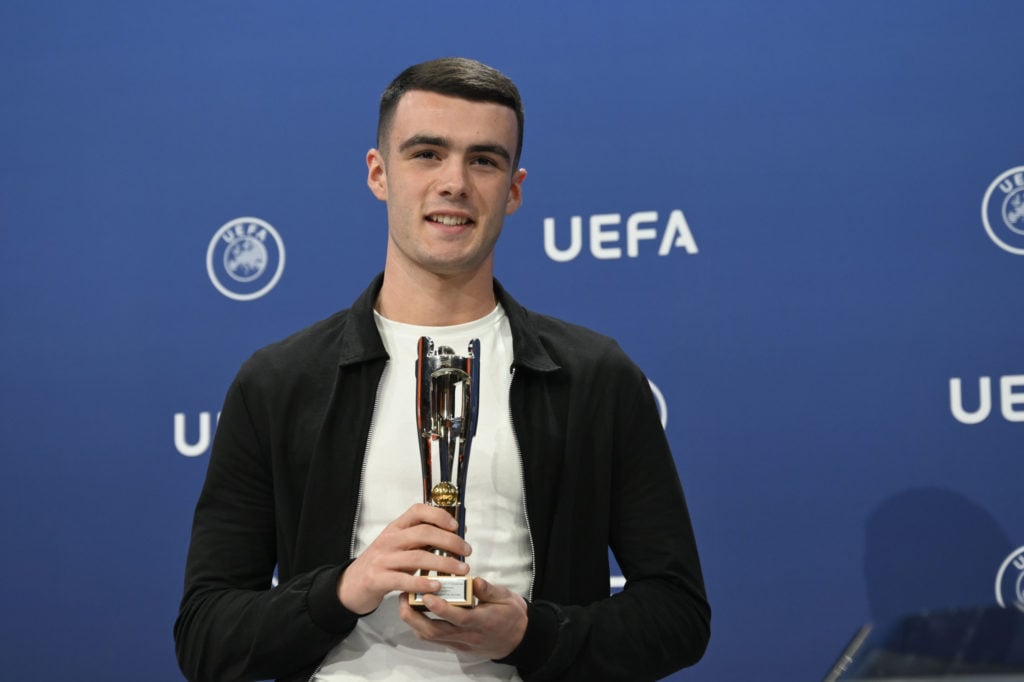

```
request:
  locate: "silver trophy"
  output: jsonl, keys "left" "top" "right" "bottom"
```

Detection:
{"left": 409, "top": 336, "right": 480, "bottom": 608}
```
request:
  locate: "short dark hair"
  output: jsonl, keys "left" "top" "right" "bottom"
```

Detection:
{"left": 377, "top": 57, "right": 524, "bottom": 167}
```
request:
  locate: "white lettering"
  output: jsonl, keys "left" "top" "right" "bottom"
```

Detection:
{"left": 627, "top": 211, "right": 659, "bottom": 257}
{"left": 543, "top": 210, "right": 699, "bottom": 262}
{"left": 174, "top": 411, "right": 220, "bottom": 457}
{"left": 221, "top": 223, "right": 253, "bottom": 244}
{"left": 951, "top": 375, "right": 1024, "bottom": 423}
{"left": 543, "top": 217, "right": 582, "bottom": 262}
{"left": 590, "top": 213, "right": 622, "bottom": 260}
{"left": 1000, "top": 172, "right": 1024, "bottom": 193}
{"left": 243, "top": 222, "right": 268, "bottom": 241}
{"left": 659, "top": 210, "right": 699, "bottom": 255}
{"left": 949, "top": 377, "right": 992, "bottom": 424}
{"left": 1000, "top": 375, "right": 1024, "bottom": 422}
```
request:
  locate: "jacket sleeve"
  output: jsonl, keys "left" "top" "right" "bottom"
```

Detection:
{"left": 173, "top": 374, "right": 360, "bottom": 682}
{"left": 502, "top": 360, "right": 711, "bottom": 680}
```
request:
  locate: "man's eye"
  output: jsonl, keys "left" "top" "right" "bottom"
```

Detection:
{"left": 472, "top": 157, "right": 498, "bottom": 167}
{"left": 414, "top": 150, "right": 439, "bottom": 160}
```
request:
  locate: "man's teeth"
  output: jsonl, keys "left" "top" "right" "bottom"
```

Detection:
{"left": 429, "top": 215, "right": 470, "bottom": 226}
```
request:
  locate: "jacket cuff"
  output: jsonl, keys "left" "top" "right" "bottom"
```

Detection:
{"left": 494, "top": 601, "right": 559, "bottom": 675}
{"left": 306, "top": 562, "right": 364, "bottom": 633}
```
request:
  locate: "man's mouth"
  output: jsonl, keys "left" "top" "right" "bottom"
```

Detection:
{"left": 427, "top": 214, "right": 473, "bottom": 227}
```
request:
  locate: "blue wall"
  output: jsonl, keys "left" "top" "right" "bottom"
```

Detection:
{"left": 2, "top": 2, "right": 1022, "bottom": 679}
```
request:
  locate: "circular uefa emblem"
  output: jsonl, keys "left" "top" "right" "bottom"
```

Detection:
{"left": 981, "top": 166, "right": 1024, "bottom": 255}
{"left": 207, "top": 217, "right": 286, "bottom": 301}
{"left": 995, "top": 545, "right": 1024, "bottom": 612}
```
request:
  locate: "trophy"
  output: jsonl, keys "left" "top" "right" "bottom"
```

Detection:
{"left": 409, "top": 336, "right": 480, "bottom": 608}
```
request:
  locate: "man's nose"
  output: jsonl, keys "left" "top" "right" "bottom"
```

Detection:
{"left": 437, "top": 160, "right": 469, "bottom": 197}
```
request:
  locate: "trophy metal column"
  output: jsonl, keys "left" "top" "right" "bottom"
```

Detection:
{"left": 409, "top": 336, "right": 480, "bottom": 608}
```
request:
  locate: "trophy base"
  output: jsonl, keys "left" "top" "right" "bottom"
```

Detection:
{"left": 409, "top": 573, "right": 476, "bottom": 609}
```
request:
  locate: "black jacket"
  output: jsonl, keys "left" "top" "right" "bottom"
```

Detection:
{"left": 175, "top": 275, "right": 710, "bottom": 681}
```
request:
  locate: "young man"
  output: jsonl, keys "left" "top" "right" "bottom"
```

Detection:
{"left": 175, "top": 57, "right": 710, "bottom": 682}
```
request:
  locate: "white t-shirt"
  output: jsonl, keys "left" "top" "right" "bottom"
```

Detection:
{"left": 313, "top": 305, "right": 532, "bottom": 681}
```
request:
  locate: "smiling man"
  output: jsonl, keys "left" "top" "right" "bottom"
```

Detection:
{"left": 369, "top": 88, "right": 525, "bottom": 324}
{"left": 175, "top": 57, "right": 710, "bottom": 682}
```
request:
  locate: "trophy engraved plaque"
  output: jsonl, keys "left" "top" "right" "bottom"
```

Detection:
{"left": 409, "top": 336, "right": 480, "bottom": 608}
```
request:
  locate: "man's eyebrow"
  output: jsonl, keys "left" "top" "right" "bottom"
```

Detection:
{"left": 398, "top": 135, "right": 448, "bottom": 152}
{"left": 397, "top": 135, "right": 511, "bottom": 163}
{"left": 467, "top": 144, "right": 511, "bottom": 162}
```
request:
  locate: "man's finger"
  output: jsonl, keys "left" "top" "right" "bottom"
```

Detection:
{"left": 391, "top": 503, "right": 460, "bottom": 531}
{"left": 473, "top": 577, "right": 492, "bottom": 601}
{"left": 422, "top": 594, "right": 472, "bottom": 626}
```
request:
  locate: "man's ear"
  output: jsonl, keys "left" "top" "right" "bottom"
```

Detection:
{"left": 366, "top": 148, "right": 388, "bottom": 201}
{"left": 505, "top": 168, "right": 527, "bottom": 215}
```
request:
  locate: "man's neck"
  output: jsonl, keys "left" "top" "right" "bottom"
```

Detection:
{"left": 375, "top": 263, "right": 497, "bottom": 326}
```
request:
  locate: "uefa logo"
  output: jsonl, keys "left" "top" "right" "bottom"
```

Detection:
{"left": 207, "top": 217, "right": 286, "bottom": 301}
{"left": 995, "top": 545, "right": 1024, "bottom": 612}
{"left": 981, "top": 166, "right": 1024, "bottom": 255}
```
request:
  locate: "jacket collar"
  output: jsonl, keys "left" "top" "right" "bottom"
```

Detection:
{"left": 337, "top": 273, "right": 560, "bottom": 373}
{"left": 335, "top": 273, "right": 388, "bottom": 367}
{"left": 493, "top": 278, "right": 560, "bottom": 373}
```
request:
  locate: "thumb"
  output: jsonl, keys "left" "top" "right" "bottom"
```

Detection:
{"left": 473, "top": 577, "right": 494, "bottom": 600}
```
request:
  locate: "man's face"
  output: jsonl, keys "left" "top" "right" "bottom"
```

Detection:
{"left": 367, "top": 90, "right": 525, "bottom": 281}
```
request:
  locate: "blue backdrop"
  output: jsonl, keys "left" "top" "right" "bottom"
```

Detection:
{"left": 2, "top": 2, "right": 1022, "bottom": 679}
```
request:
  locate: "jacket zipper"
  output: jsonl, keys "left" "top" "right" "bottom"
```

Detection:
{"left": 307, "top": 368, "right": 386, "bottom": 682}
{"left": 509, "top": 365, "right": 537, "bottom": 603}
{"left": 349, "top": 368, "right": 385, "bottom": 560}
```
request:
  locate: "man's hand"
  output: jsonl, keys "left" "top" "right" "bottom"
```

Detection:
{"left": 337, "top": 504, "right": 472, "bottom": 615}
{"left": 399, "top": 577, "right": 528, "bottom": 661}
